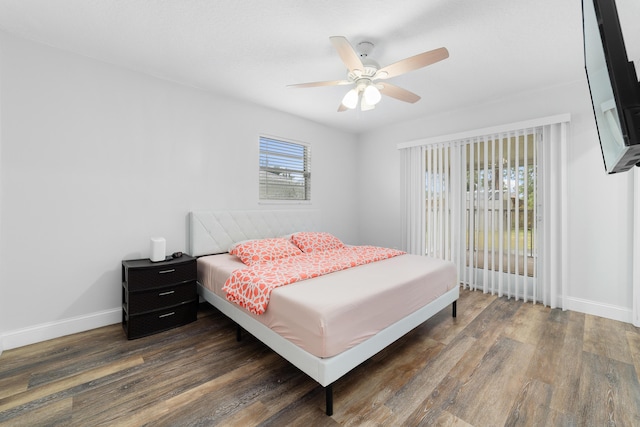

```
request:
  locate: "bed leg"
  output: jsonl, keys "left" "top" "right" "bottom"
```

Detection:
{"left": 452, "top": 301, "right": 457, "bottom": 318}
{"left": 236, "top": 324, "right": 242, "bottom": 342}
{"left": 325, "top": 384, "right": 333, "bottom": 416}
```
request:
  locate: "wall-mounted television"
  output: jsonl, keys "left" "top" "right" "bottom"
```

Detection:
{"left": 582, "top": 0, "right": 640, "bottom": 174}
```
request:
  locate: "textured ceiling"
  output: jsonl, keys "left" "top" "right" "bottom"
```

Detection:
{"left": 0, "top": 0, "right": 590, "bottom": 134}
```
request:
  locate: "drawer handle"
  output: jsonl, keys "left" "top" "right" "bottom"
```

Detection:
{"left": 159, "top": 312, "right": 175, "bottom": 318}
{"left": 158, "top": 269, "right": 175, "bottom": 274}
{"left": 158, "top": 290, "right": 175, "bottom": 296}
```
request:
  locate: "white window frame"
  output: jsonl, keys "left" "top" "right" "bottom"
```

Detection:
{"left": 259, "top": 135, "right": 311, "bottom": 204}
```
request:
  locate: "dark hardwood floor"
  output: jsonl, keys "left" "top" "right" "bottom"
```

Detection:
{"left": 1, "top": 288, "right": 640, "bottom": 426}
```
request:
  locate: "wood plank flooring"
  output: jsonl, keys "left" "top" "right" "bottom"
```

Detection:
{"left": 1, "top": 288, "right": 640, "bottom": 426}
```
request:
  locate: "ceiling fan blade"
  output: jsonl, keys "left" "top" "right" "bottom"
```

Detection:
{"left": 379, "top": 82, "right": 421, "bottom": 103}
{"left": 330, "top": 36, "right": 364, "bottom": 74}
{"left": 288, "top": 80, "right": 350, "bottom": 88}
{"left": 337, "top": 103, "right": 348, "bottom": 112}
{"left": 376, "top": 47, "right": 449, "bottom": 80}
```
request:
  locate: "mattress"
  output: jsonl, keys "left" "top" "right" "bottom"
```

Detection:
{"left": 197, "top": 253, "right": 457, "bottom": 358}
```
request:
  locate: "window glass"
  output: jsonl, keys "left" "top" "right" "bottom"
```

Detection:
{"left": 259, "top": 136, "right": 311, "bottom": 201}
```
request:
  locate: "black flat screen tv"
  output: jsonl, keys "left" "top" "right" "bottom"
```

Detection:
{"left": 582, "top": 0, "right": 640, "bottom": 174}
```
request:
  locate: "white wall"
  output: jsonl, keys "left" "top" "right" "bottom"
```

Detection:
{"left": 0, "top": 32, "right": 358, "bottom": 350}
{"left": 357, "top": 79, "right": 636, "bottom": 322}
{"left": 0, "top": 34, "right": 5, "bottom": 354}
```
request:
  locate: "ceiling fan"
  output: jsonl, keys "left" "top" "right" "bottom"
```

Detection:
{"left": 288, "top": 36, "right": 449, "bottom": 112}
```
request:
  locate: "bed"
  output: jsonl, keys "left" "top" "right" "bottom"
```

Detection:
{"left": 189, "top": 210, "right": 459, "bottom": 415}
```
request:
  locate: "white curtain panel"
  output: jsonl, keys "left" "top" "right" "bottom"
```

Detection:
{"left": 400, "top": 146, "right": 426, "bottom": 255}
{"left": 399, "top": 116, "right": 569, "bottom": 308}
{"left": 538, "top": 122, "right": 568, "bottom": 309}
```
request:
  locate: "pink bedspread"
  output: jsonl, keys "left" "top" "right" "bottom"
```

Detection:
{"left": 222, "top": 246, "right": 405, "bottom": 314}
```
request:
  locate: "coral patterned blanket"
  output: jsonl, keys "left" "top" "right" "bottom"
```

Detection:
{"left": 222, "top": 246, "right": 406, "bottom": 315}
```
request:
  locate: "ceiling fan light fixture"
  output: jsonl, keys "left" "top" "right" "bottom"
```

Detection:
{"left": 363, "top": 84, "right": 382, "bottom": 105}
{"left": 360, "top": 96, "right": 376, "bottom": 111}
{"left": 341, "top": 88, "right": 359, "bottom": 109}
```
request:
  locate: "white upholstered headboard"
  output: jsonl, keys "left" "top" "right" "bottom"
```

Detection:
{"left": 189, "top": 210, "right": 319, "bottom": 256}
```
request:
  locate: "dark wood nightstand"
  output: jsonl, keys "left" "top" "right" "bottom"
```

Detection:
{"left": 121, "top": 255, "right": 197, "bottom": 339}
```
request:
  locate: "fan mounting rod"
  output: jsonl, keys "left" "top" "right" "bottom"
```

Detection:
{"left": 356, "top": 41, "right": 374, "bottom": 57}
{"left": 354, "top": 41, "right": 380, "bottom": 71}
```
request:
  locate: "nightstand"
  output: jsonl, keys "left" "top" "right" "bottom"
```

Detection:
{"left": 122, "top": 255, "right": 197, "bottom": 339}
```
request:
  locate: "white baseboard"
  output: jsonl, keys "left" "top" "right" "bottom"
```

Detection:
{"left": 564, "top": 296, "right": 633, "bottom": 324}
{"left": 1, "top": 308, "right": 121, "bottom": 351}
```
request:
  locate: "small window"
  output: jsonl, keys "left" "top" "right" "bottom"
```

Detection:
{"left": 259, "top": 136, "right": 311, "bottom": 201}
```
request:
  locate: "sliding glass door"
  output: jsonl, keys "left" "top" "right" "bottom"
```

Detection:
{"left": 424, "top": 130, "right": 541, "bottom": 302}
{"left": 400, "top": 116, "right": 568, "bottom": 307}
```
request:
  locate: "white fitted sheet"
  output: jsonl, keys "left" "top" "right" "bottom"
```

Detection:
{"left": 197, "top": 252, "right": 457, "bottom": 358}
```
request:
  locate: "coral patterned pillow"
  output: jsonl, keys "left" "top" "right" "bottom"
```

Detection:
{"left": 291, "top": 232, "right": 345, "bottom": 253}
{"left": 229, "top": 238, "right": 302, "bottom": 266}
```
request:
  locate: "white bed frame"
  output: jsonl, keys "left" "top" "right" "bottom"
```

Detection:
{"left": 189, "top": 210, "right": 459, "bottom": 415}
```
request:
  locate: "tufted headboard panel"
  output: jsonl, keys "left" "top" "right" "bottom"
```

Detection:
{"left": 189, "top": 210, "right": 319, "bottom": 256}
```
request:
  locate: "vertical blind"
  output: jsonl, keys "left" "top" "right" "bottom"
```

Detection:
{"left": 425, "top": 130, "right": 539, "bottom": 302}
{"left": 259, "top": 136, "right": 311, "bottom": 201}
{"left": 400, "top": 116, "right": 569, "bottom": 308}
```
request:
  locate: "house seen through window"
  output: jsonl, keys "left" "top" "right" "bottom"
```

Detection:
{"left": 259, "top": 136, "right": 311, "bottom": 201}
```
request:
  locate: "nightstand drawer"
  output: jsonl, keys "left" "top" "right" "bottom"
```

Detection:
{"left": 125, "top": 261, "right": 195, "bottom": 291}
{"left": 123, "top": 300, "right": 198, "bottom": 340}
{"left": 124, "top": 281, "right": 197, "bottom": 314}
